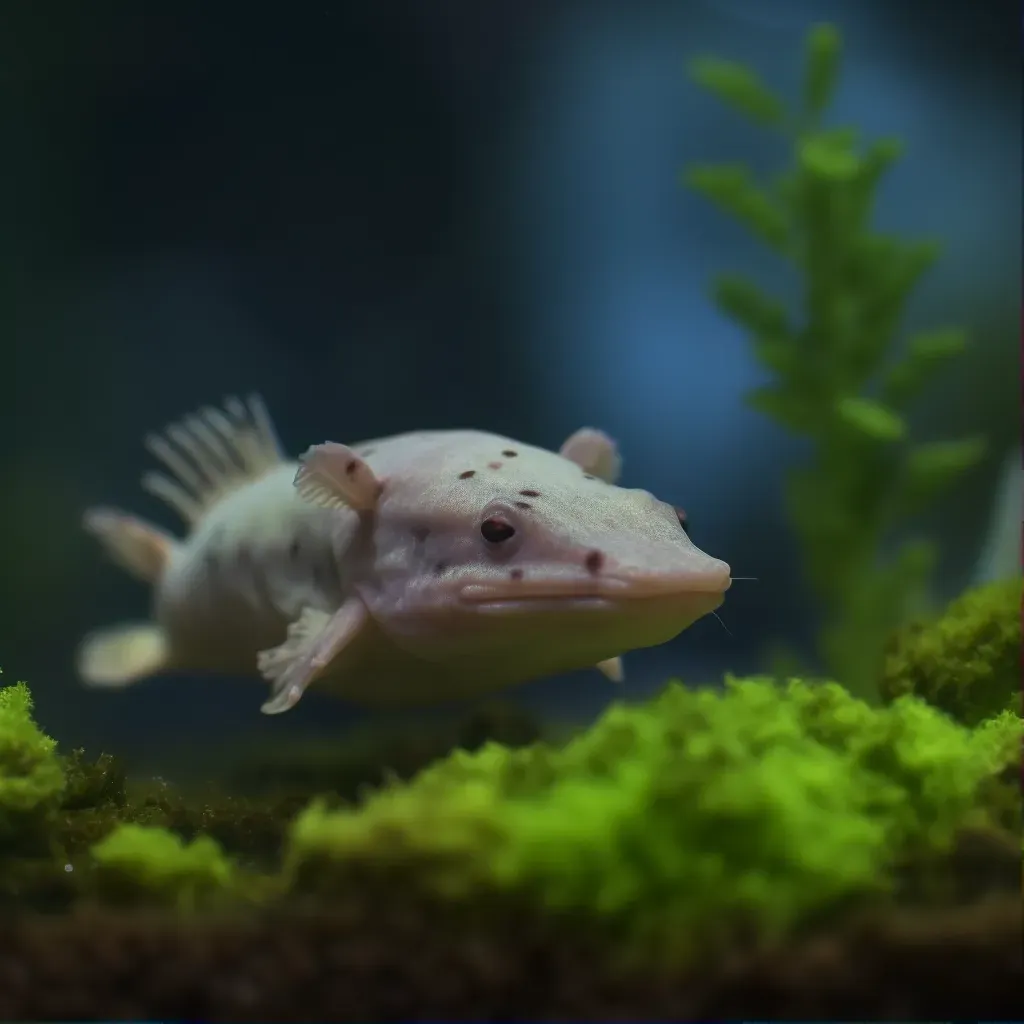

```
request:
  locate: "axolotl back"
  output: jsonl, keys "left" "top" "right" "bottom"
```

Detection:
{"left": 77, "top": 396, "right": 731, "bottom": 714}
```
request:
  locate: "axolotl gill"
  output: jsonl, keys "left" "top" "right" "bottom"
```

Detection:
{"left": 77, "top": 396, "right": 731, "bottom": 714}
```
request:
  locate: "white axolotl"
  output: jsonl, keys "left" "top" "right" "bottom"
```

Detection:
{"left": 77, "top": 395, "right": 731, "bottom": 715}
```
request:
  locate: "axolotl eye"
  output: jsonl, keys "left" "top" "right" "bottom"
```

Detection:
{"left": 480, "top": 517, "right": 516, "bottom": 543}
{"left": 674, "top": 507, "right": 690, "bottom": 535}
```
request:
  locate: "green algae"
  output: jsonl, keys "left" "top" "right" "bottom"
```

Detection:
{"left": 0, "top": 687, "right": 306, "bottom": 912}
{"left": 0, "top": 681, "right": 544, "bottom": 914}
{"left": 90, "top": 823, "right": 238, "bottom": 910}
{"left": 283, "top": 676, "right": 1020, "bottom": 967}
{"left": 1, "top": 572, "right": 1019, "bottom": 973}
{"left": 0, "top": 679, "right": 65, "bottom": 843}
{"left": 881, "top": 576, "right": 1022, "bottom": 726}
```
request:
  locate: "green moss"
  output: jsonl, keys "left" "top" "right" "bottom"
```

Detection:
{"left": 60, "top": 749, "right": 127, "bottom": 811}
{"left": 284, "top": 677, "right": 1020, "bottom": 964}
{"left": 0, "top": 671, "right": 314, "bottom": 911}
{"left": 685, "top": 25, "right": 987, "bottom": 699}
{"left": 881, "top": 577, "right": 1022, "bottom": 725}
{"left": 970, "top": 711, "right": 1023, "bottom": 835}
{"left": 3, "top": 651, "right": 1017, "bottom": 959}
{"left": 0, "top": 677, "right": 66, "bottom": 843}
{"left": 90, "top": 823, "right": 237, "bottom": 909}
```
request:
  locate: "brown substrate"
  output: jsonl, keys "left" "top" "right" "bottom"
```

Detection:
{"left": 0, "top": 892, "right": 1019, "bottom": 1022}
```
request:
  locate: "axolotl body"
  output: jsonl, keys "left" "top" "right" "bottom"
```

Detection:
{"left": 78, "top": 396, "right": 731, "bottom": 714}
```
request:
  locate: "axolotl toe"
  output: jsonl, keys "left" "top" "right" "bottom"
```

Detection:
{"left": 76, "top": 396, "right": 731, "bottom": 714}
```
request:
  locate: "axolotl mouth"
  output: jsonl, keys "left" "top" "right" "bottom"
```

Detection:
{"left": 457, "top": 569, "right": 731, "bottom": 614}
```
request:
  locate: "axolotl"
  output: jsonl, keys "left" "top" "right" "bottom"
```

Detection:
{"left": 77, "top": 396, "right": 731, "bottom": 714}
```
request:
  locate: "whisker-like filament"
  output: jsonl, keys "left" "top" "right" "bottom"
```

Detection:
{"left": 712, "top": 611, "right": 734, "bottom": 637}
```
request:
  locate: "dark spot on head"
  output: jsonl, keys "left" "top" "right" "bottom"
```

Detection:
{"left": 584, "top": 549, "right": 604, "bottom": 574}
{"left": 289, "top": 538, "right": 301, "bottom": 560}
{"left": 411, "top": 525, "right": 430, "bottom": 543}
{"left": 583, "top": 474, "right": 595, "bottom": 481}
{"left": 502, "top": 449, "right": 518, "bottom": 458}
{"left": 519, "top": 489, "right": 540, "bottom": 498}
{"left": 674, "top": 507, "right": 690, "bottom": 535}
{"left": 509, "top": 568, "right": 524, "bottom": 580}
{"left": 459, "top": 470, "right": 475, "bottom": 479}
{"left": 487, "top": 461, "right": 503, "bottom": 470}
{"left": 514, "top": 501, "right": 532, "bottom": 510}
{"left": 345, "top": 460, "right": 357, "bottom": 475}
{"left": 434, "top": 561, "right": 448, "bottom": 574}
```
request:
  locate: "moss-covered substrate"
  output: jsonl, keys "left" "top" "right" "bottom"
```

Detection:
{"left": 0, "top": 579, "right": 1020, "bottom": 1021}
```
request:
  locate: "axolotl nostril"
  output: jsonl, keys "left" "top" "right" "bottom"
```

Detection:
{"left": 76, "top": 396, "right": 731, "bottom": 715}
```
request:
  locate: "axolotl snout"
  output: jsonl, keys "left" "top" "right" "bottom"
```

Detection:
{"left": 77, "top": 396, "right": 731, "bottom": 714}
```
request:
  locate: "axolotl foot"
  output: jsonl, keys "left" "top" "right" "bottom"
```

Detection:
{"left": 257, "top": 598, "right": 369, "bottom": 714}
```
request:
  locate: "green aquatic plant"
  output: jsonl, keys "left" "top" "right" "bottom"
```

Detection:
{"left": 0, "top": 674, "right": 309, "bottom": 909}
{"left": 90, "top": 822, "right": 236, "bottom": 909}
{"left": 60, "top": 748, "right": 127, "bottom": 810}
{"left": 881, "top": 577, "right": 1022, "bottom": 726}
{"left": 685, "top": 24, "right": 987, "bottom": 699}
{"left": 0, "top": 676, "right": 65, "bottom": 841}
{"left": 1, "top": 659, "right": 1018, "bottom": 976}
{"left": 970, "top": 710, "right": 1023, "bottom": 836}
{"left": 284, "top": 676, "right": 1019, "bottom": 966}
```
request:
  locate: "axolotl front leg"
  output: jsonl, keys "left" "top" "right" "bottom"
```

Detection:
{"left": 256, "top": 443, "right": 381, "bottom": 714}
{"left": 258, "top": 599, "right": 369, "bottom": 714}
{"left": 257, "top": 427, "right": 630, "bottom": 712}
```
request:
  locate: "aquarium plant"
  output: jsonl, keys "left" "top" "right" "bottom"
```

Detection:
{"left": 283, "top": 674, "right": 1020, "bottom": 968}
{"left": 90, "top": 822, "right": 236, "bottom": 910}
{"left": 684, "top": 24, "right": 988, "bottom": 698}
{"left": 7, "top": 650, "right": 1017, "bottom": 955}
{"left": 1, "top": 557, "right": 1020, "bottom": 1018}
{"left": 880, "top": 575, "right": 1022, "bottom": 726}
{"left": 0, "top": 676, "right": 65, "bottom": 842}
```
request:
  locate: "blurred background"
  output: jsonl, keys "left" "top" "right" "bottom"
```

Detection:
{"left": 1, "top": 0, "right": 1018, "bottom": 775}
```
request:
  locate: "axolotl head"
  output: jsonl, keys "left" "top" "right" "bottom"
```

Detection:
{"left": 295, "top": 428, "right": 731, "bottom": 685}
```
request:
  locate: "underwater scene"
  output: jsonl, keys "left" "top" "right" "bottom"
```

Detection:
{"left": 2, "top": 2, "right": 1020, "bottom": 1021}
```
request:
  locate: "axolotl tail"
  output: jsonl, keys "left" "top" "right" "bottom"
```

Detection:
{"left": 77, "top": 394, "right": 286, "bottom": 690}
{"left": 76, "top": 507, "right": 177, "bottom": 688}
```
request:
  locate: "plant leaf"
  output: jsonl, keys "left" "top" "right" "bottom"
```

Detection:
{"left": 852, "top": 238, "right": 943, "bottom": 360}
{"left": 799, "top": 133, "right": 860, "bottom": 182}
{"left": 688, "top": 57, "right": 786, "bottom": 126}
{"left": 882, "top": 328, "right": 969, "bottom": 406}
{"left": 847, "top": 137, "right": 903, "bottom": 227}
{"left": 900, "top": 437, "right": 988, "bottom": 509}
{"left": 835, "top": 396, "right": 906, "bottom": 441}
{"left": 803, "top": 24, "right": 842, "bottom": 119}
{"left": 907, "top": 327, "right": 968, "bottom": 361}
{"left": 686, "top": 164, "right": 788, "bottom": 248}
{"left": 745, "top": 385, "right": 814, "bottom": 433}
{"left": 712, "top": 275, "right": 789, "bottom": 337}
{"left": 752, "top": 336, "right": 800, "bottom": 375}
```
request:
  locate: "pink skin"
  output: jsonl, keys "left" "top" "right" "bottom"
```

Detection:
{"left": 77, "top": 399, "right": 732, "bottom": 716}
